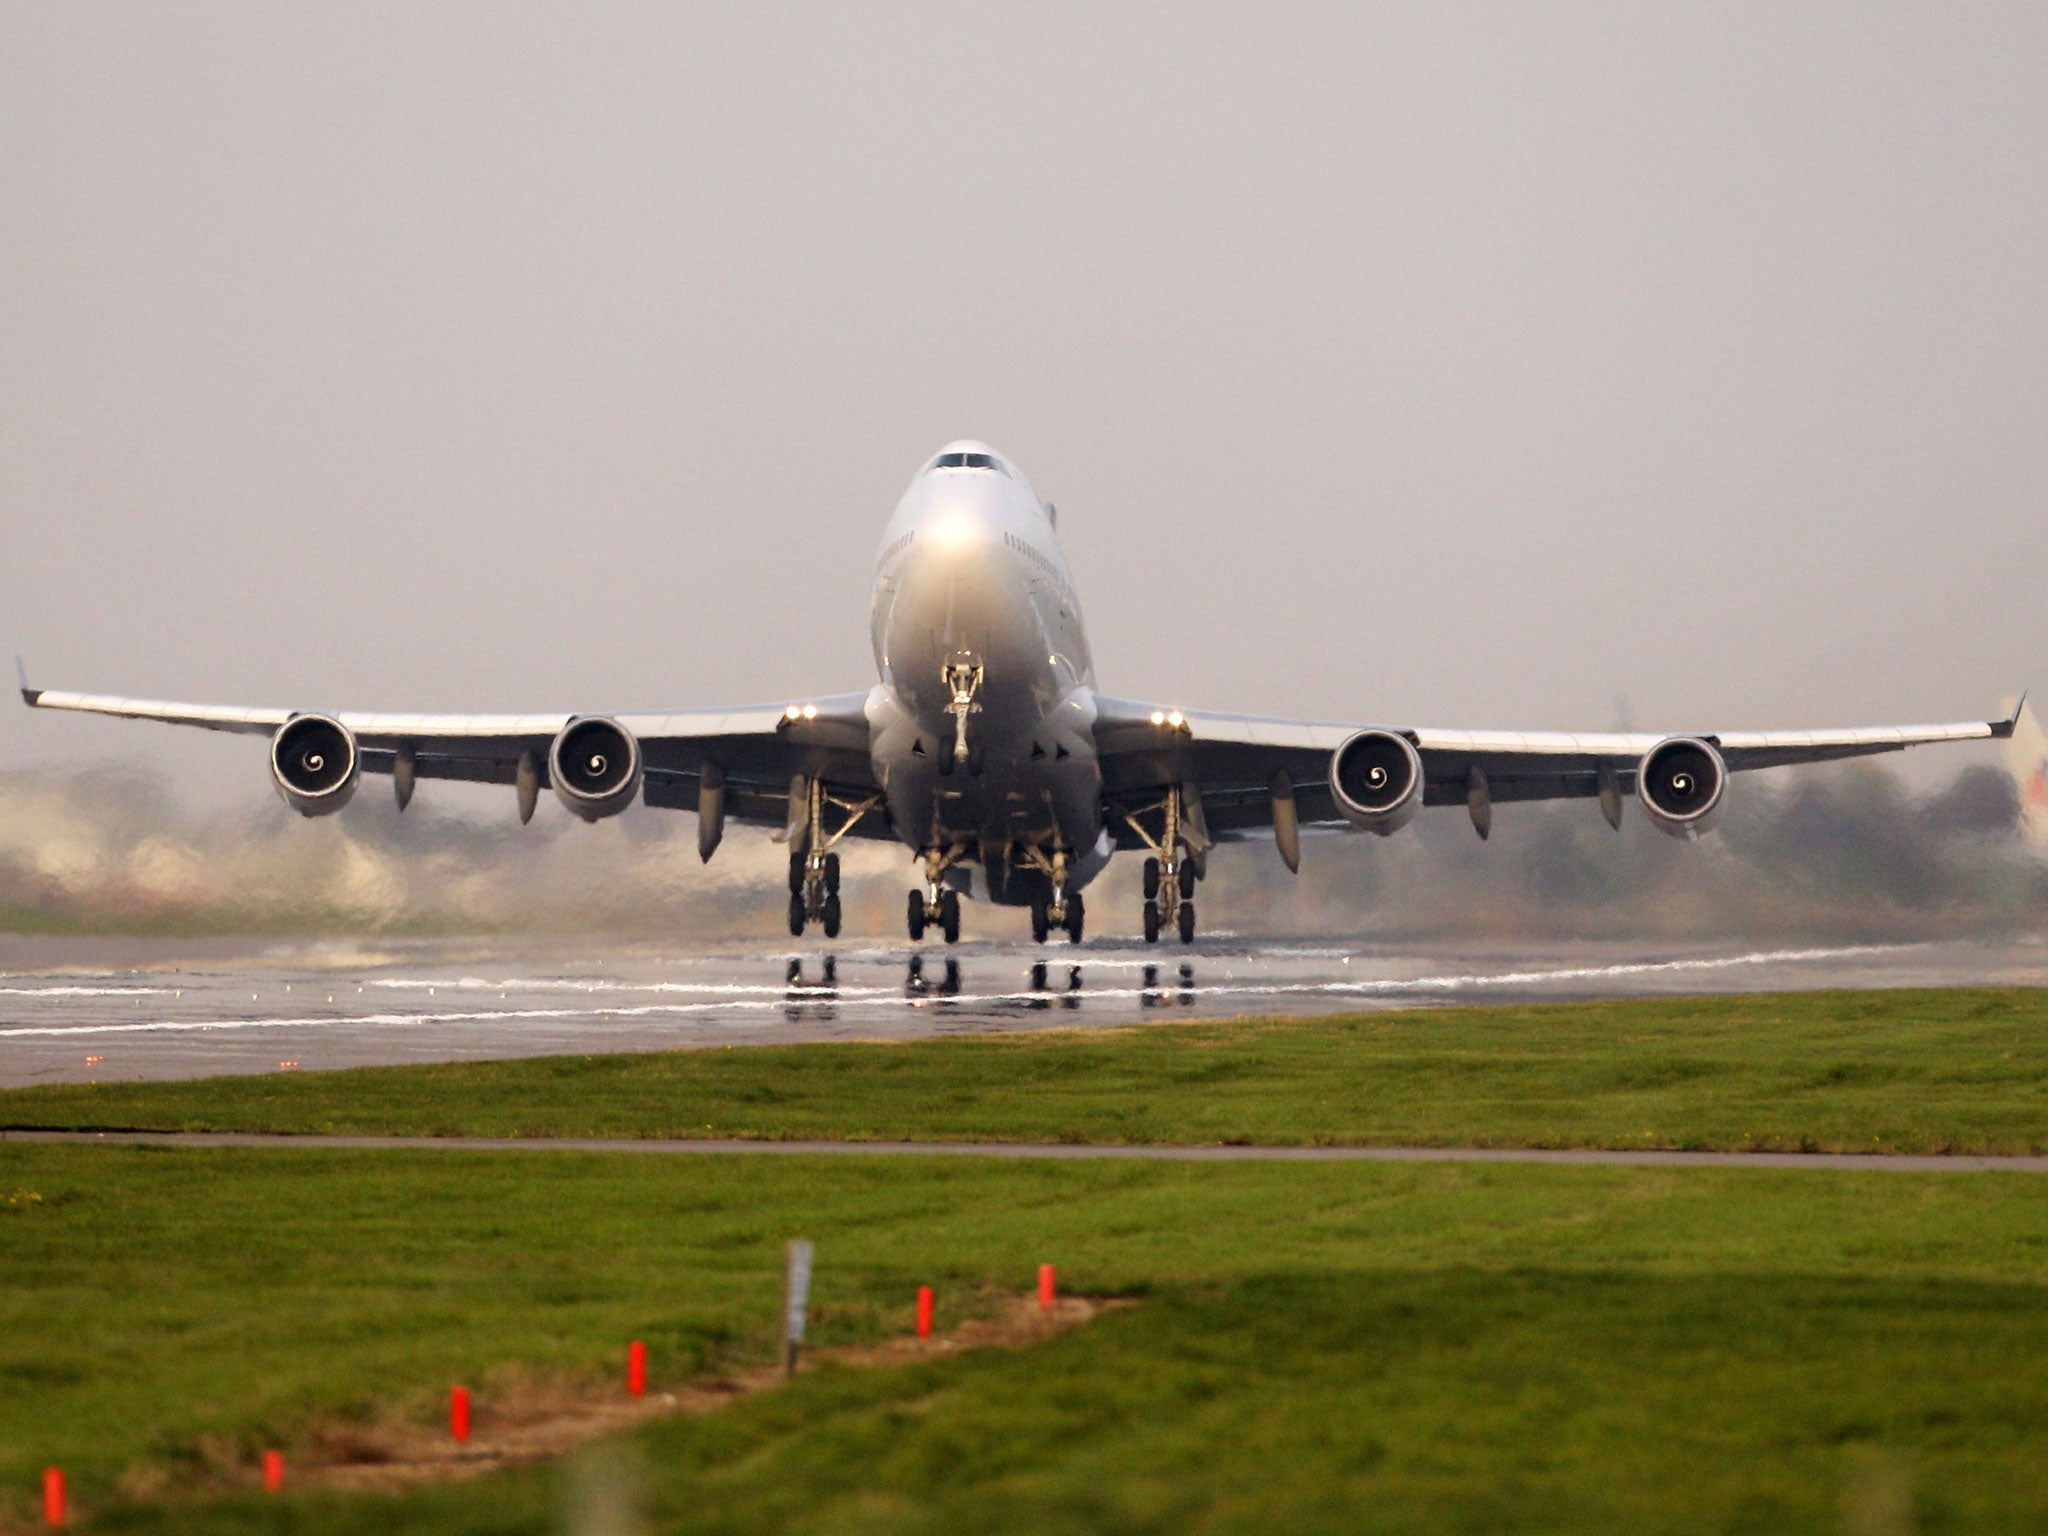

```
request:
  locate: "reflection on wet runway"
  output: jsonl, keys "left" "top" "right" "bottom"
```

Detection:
{"left": 1, "top": 935, "right": 2043, "bottom": 1085}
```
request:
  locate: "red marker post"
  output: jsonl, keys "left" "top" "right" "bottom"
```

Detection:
{"left": 916, "top": 1285, "right": 934, "bottom": 1339}
{"left": 262, "top": 1450, "right": 284, "bottom": 1492}
{"left": 628, "top": 1340, "right": 647, "bottom": 1398}
{"left": 450, "top": 1385, "right": 472, "bottom": 1443}
{"left": 42, "top": 1466, "right": 64, "bottom": 1527}
{"left": 1038, "top": 1263, "right": 1057, "bottom": 1312}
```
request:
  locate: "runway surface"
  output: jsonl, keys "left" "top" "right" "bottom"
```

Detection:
{"left": 8, "top": 1128, "right": 2045, "bottom": 1173}
{"left": 2, "top": 933, "right": 2044, "bottom": 1087}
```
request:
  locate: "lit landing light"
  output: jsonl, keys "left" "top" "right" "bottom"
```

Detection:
{"left": 783, "top": 703, "right": 820, "bottom": 722}
{"left": 927, "top": 510, "right": 981, "bottom": 548}
{"left": 1149, "top": 710, "right": 1189, "bottom": 732}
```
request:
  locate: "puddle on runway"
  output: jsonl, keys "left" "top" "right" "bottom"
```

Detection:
{"left": 2, "top": 937, "right": 2044, "bottom": 1086}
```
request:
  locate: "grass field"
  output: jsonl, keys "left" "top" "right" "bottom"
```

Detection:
{"left": 6, "top": 988, "right": 2046, "bottom": 1153}
{"left": 7, "top": 987, "right": 2048, "bottom": 1532}
{"left": 4, "top": 1141, "right": 2048, "bottom": 1534}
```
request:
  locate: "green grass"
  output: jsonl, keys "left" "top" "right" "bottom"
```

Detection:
{"left": 5, "top": 1143, "right": 2048, "bottom": 1533}
{"left": 6, "top": 988, "right": 2047, "bottom": 1153}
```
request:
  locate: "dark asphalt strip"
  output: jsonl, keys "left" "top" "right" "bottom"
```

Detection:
{"left": 4, "top": 1129, "right": 2046, "bottom": 1172}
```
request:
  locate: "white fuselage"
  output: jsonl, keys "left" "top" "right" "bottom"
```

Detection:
{"left": 862, "top": 442, "right": 1109, "bottom": 900}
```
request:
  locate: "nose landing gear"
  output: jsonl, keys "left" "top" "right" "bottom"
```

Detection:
{"left": 939, "top": 653, "right": 985, "bottom": 776}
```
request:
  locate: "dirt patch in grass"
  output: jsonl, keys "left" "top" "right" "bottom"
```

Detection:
{"left": 251, "top": 1293, "right": 1122, "bottom": 1498}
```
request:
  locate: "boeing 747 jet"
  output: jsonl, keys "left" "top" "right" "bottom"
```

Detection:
{"left": 21, "top": 441, "right": 2021, "bottom": 944}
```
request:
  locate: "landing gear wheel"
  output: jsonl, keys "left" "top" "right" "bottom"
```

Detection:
{"left": 788, "top": 852, "right": 805, "bottom": 896}
{"left": 1142, "top": 858, "right": 1161, "bottom": 901}
{"left": 1030, "top": 898, "right": 1050, "bottom": 944}
{"left": 1178, "top": 862, "right": 1197, "bottom": 900}
{"left": 787, "top": 893, "right": 807, "bottom": 937}
{"left": 822, "top": 894, "right": 841, "bottom": 939}
{"left": 907, "top": 890, "right": 927, "bottom": 941}
{"left": 1064, "top": 891, "right": 1085, "bottom": 943}
{"left": 1143, "top": 900, "right": 1160, "bottom": 944}
{"left": 1178, "top": 901, "right": 1197, "bottom": 945}
{"left": 824, "top": 852, "right": 841, "bottom": 896}
{"left": 939, "top": 888, "right": 962, "bottom": 945}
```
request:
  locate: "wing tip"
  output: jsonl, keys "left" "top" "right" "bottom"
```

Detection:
{"left": 15, "top": 655, "right": 39, "bottom": 708}
{"left": 1992, "top": 691, "right": 2028, "bottom": 740}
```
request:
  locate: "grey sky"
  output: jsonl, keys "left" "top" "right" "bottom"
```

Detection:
{"left": 4, "top": 5, "right": 2043, "bottom": 810}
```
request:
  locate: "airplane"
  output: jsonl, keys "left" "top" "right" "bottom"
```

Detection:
{"left": 19, "top": 439, "right": 2024, "bottom": 945}
{"left": 2006, "top": 697, "right": 2048, "bottom": 850}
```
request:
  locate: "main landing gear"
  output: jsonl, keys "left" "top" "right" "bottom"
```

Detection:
{"left": 787, "top": 777, "right": 882, "bottom": 939}
{"left": 1018, "top": 844, "right": 1085, "bottom": 944}
{"left": 1127, "top": 783, "right": 1201, "bottom": 945}
{"left": 907, "top": 843, "right": 965, "bottom": 944}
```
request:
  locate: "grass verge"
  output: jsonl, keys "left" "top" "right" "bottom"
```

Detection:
{"left": 4, "top": 1143, "right": 2048, "bottom": 1531}
{"left": 4, "top": 988, "right": 2046, "bottom": 1152}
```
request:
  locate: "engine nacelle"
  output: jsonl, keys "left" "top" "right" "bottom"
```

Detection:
{"left": 1636, "top": 736, "right": 1726, "bottom": 839}
{"left": 270, "top": 714, "right": 360, "bottom": 817}
{"left": 549, "top": 716, "right": 642, "bottom": 822}
{"left": 1329, "top": 729, "right": 1424, "bottom": 836}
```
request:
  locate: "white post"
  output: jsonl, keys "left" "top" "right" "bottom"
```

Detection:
{"left": 783, "top": 1240, "right": 814, "bottom": 1378}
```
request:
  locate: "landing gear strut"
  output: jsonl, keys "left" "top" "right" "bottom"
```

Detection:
{"left": 938, "top": 653, "right": 985, "bottom": 776}
{"left": 787, "top": 778, "right": 881, "bottom": 939}
{"left": 1126, "top": 783, "right": 1201, "bottom": 945}
{"left": 1018, "top": 844, "right": 1085, "bottom": 945}
{"left": 907, "top": 843, "right": 966, "bottom": 944}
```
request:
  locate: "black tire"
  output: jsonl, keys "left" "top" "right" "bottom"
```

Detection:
{"left": 1178, "top": 861, "right": 1197, "bottom": 900}
{"left": 1030, "top": 898, "right": 1050, "bottom": 944}
{"left": 1064, "top": 891, "right": 1085, "bottom": 943}
{"left": 821, "top": 894, "right": 841, "bottom": 939}
{"left": 824, "top": 852, "right": 841, "bottom": 895}
{"left": 1142, "top": 900, "right": 1160, "bottom": 944}
{"left": 787, "top": 893, "right": 806, "bottom": 937}
{"left": 907, "top": 890, "right": 927, "bottom": 941}
{"left": 788, "top": 852, "right": 806, "bottom": 896}
{"left": 939, "top": 888, "right": 961, "bottom": 944}
{"left": 1142, "top": 858, "right": 1160, "bottom": 901}
{"left": 1178, "top": 900, "right": 1196, "bottom": 944}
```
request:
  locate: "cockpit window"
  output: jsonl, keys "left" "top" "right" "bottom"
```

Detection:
{"left": 930, "top": 451, "right": 1009, "bottom": 475}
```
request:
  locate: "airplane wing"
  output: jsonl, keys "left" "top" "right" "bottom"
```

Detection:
{"left": 18, "top": 675, "right": 887, "bottom": 837}
{"left": 1091, "top": 692, "right": 2023, "bottom": 847}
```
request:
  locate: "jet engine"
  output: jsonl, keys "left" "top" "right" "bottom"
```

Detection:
{"left": 1636, "top": 736, "right": 1726, "bottom": 839}
{"left": 1329, "top": 729, "right": 1424, "bottom": 835}
{"left": 270, "top": 714, "right": 360, "bottom": 817}
{"left": 549, "top": 716, "right": 642, "bottom": 821}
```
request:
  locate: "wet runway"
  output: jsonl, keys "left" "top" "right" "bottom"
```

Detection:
{"left": 2, "top": 934, "right": 2045, "bottom": 1087}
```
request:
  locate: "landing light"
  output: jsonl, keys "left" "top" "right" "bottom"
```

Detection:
{"left": 929, "top": 511, "right": 978, "bottom": 548}
{"left": 802, "top": 704, "right": 818, "bottom": 720}
{"left": 1150, "top": 711, "right": 1165, "bottom": 725}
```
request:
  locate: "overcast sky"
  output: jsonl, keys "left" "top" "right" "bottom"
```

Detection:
{"left": 3, "top": 5, "right": 2042, "bottom": 809}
